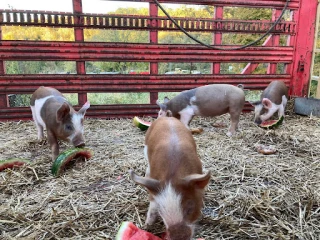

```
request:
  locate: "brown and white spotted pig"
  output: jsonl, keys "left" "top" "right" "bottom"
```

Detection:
{"left": 156, "top": 84, "right": 245, "bottom": 136}
{"left": 30, "top": 86, "right": 90, "bottom": 161}
{"left": 250, "top": 81, "right": 288, "bottom": 125}
{"left": 130, "top": 117, "right": 211, "bottom": 240}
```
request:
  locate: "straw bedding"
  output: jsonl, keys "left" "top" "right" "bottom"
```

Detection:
{"left": 0, "top": 104, "right": 319, "bottom": 239}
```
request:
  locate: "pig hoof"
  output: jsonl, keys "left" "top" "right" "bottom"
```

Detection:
{"left": 191, "top": 128, "right": 204, "bottom": 134}
{"left": 75, "top": 142, "right": 85, "bottom": 148}
{"left": 226, "top": 131, "right": 234, "bottom": 137}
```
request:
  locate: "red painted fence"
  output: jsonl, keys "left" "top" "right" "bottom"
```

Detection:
{"left": 0, "top": 0, "right": 318, "bottom": 121}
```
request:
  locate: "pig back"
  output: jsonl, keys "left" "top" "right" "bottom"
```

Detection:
{"left": 193, "top": 84, "right": 245, "bottom": 117}
{"left": 30, "top": 86, "right": 64, "bottom": 106}
{"left": 261, "top": 81, "right": 288, "bottom": 105}
{"left": 145, "top": 117, "right": 202, "bottom": 182}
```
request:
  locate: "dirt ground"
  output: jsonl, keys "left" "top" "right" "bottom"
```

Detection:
{"left": 0, "top": 109, "right": 319, "bottom": 239}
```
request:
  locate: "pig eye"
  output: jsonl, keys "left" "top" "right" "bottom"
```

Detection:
{"left": 65, "top": 124, "right": 73, "bottom": 131}
{"left": 184, "top": 200, "right": 195, "bottom": 216}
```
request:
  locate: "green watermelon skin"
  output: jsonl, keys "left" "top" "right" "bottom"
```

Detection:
{"left": 260, "top": 116, "right": 284, "bottom": 129}
{"left": 116, "top": 222, "right": 161, "bottom": 240}
{"left": 51, "top": 148, "right": 93, "bottom": 177}
{"left": 133, "top": 117, "right": 151, "bottom": 131}
{"left": 0, "top": 158, "right": 30, "bottom": 171}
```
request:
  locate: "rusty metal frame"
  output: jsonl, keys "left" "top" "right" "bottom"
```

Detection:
{"left": 0, "top": 10, "right": 296, "bottom": 34}
{"left": 0, "top": 0, "right": 318, "bottom": 121}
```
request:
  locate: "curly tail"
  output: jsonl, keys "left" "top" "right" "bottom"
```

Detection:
{"left": 237, "top": 84, "right": 244, "bottom": 90}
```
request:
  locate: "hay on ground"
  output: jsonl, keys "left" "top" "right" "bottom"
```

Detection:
{"left": 0, "top": 105, "right": 319, "bottom": 239}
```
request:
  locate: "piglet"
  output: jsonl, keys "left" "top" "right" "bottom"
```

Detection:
{"left": 130, "top": 117, "right": 210, "bottom": 240}
{"left": 30, "top": 86, "right": 90, "bottom": 161}
{"left": 250, "top": 80, "right": 288, "bottom": 124}
{"left": 156, "top": 84, "right": 245, "bottom": 136}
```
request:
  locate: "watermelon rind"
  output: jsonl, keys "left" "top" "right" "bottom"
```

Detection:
{"left": 260, "top": 116, "right": 284, "bottom": 129}
{"left": 0, "top": 158, "right": 30, "bottom": 171}
{"left": 51, "top": 148, "right": 93, "bottom": 177}
{"left": 115, "top": 221, "right": 162, "bottom": 240}
{"left": 133, "top": 116, "right": 151, "bottom": 131}
{"left": 116, "top": 221, "right": 131, "bottom": 240}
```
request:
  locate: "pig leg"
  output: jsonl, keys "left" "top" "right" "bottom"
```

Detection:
{"left": 30, "top": 106, "right": 44, "bottom": 140}
{"left": 47, "top": 130, "right": 59, "bottom": 160}
{"left": 227, "top": 112, "right": 241, "bottom": 137}
{"left": 145, "top": 199, "right": 158, "bottom": 226}
{"left": 179, "top": 106, "right": 195, "bottom": 128}
{"left": 278, "top": 95, "right": 288, "bottom": 118}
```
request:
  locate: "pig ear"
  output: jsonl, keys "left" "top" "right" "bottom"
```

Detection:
{"left": 262, "top": 98, "right": 272, "bottom": 109}
{"left": 166, "top": 110, "right": 173, "bottom": 117}
{"left": 156, "top": 100, "right": 167, "bottom": 111}
{"left": 129, "top": 170, "right": 161, "bottom": 194}
{"left": 164, "top": 97, "right": 170, "bottom": 104}
{"left": 56, "top": 103, "right": 70, "bottom": 122}
{"left": 78, "top": 101, "right": 90, "bottom": 115}
{"left": 183, "top": 170, "right": 211, "bottom": 189}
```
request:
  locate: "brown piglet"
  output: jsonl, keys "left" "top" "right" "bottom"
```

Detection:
{"left": 130, "top": 117, "right": 210, "bottom": 240}
{"left": 250, "top": 81, "right": 288, "bottom": 124}
{"left": 30, "top": 86, "right": 90, "bottom": 161}
{"left": 156, "top": 84, "right": 245, "bottom": 136}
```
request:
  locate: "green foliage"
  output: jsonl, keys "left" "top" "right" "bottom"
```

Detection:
{"left": 87, "top": 93, "right": 150, "bottom": 104}
{"left": 8, "top": 94, "right": 31, "bottom": 107}
{"left": 6, "top": 61, "right": 76, "bottom": 74}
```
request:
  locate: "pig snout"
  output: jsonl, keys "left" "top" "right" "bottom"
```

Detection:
{"left": 71, "top": 134, "right": 86, "bottom": 148}
{"left": 167, "top": 223, "right": 193, "bottom": 240}
{"left": 254, "top": 118, "right": 262, "bottom": 125}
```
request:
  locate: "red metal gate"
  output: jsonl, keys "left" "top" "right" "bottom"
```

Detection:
{"left": 0, "top": 0, "right": 318, "bottom": 121}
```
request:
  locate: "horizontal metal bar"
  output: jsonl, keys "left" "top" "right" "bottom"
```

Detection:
{"left": 99, "top": 0, "right": 300, "bottom": 9}
{"left": 0, "top": 74, "right": 291, "bottom": 94}
{"left": 0, "top": 41, "right": 294, "bottom": 62}
{"left": 0, "top": 102, "right": 254, "bottom": 121}
{"left": 0, "top": 10, "right": 296, "bottom": 34}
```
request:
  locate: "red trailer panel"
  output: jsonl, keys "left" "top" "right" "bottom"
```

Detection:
{"left": 0, "top": 0, "right": 318, "bottom": 121}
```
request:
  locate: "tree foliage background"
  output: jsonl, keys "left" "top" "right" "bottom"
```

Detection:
{"left": 1, "top": 5, "right": 319, "bottom": 97}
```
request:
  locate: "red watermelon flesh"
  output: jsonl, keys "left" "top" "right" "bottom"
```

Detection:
{"left": 261, "top": 119, "right": 278, "bottom": 126}
{"left": 0, "top": 158, "right": 30, "bottom": 171}
{"left": 259, "top": 116, "right": 284, "bottom": 129}
{"left": 116, "top": 222, "right": 162, "bottom": 240}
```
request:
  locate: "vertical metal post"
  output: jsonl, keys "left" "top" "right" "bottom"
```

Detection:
{"left": 290, "top": 0, "right": 318, "bottom": 96}
{"left": 149, "top": 2, "right": 158, "bottom": 104}
{"left": 310, "top": 2, "right": 320, "bottom": 97}
{"left": 267, "top": 9, "right": 281, "bottom": 74}
{"left": 284, "top": 10, "right": 295, "bottom": 75}
{"left": 73, "top": 0, "right": 87, "bottom": 105}
{"left": 212, "top": 6, "right": 223, "bottom": 74}
{"left": 0, "top": 23, "right": 8, "bottom": 108}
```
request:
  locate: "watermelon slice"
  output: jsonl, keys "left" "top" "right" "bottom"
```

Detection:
{"left": 133, "top": 116, "right": 152, "bottom": 131}
{"left": 259, "top": 116, "right": 284, "bottom": 129}
{"left": 51, "top": 148, "right": 93, "bottom": 177}
{"left": 116, "top": 222, "right": 161, "bottom": 240}
{"left": 0, "top": 158, "right": 30, "bottom": 171}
